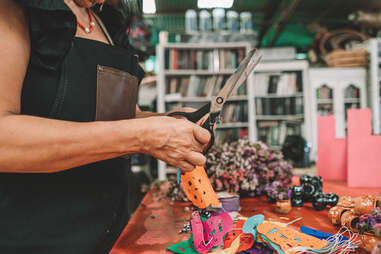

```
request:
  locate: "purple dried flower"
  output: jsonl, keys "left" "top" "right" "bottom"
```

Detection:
{"left": 369, "top": 217, "right": 378, "bottom": 227}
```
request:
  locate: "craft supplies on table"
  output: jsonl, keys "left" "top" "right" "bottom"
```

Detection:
{"left": 167, "top": 210, "right": 360, "bottom": 254}
{"left": 110, "top": 184, "right": 380, "bottom": 254}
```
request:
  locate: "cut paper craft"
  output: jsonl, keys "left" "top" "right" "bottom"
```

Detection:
{"left": 258, "top": 233, "right": 284, "bottom": 254}
{"left": 224, "top": 233, "right": 241, "bottom": 254}
{"left": 224, "top": 219, "right": 254, "bottom": 252}
{"left": 242, "top": 214, "right": 265, "bottom": 240}
{"left": 181, "top": 166, "right": 221, "bottom": 208}
{"left": 210, "top": 234, "right": 241, "bottom": 254}
{"left": 257, "top": 222, "right": 328, "bottom": 254}
{"left": 317, "top": 116, "right": 347, "bottom": 181}
{"left": 166, "top": 234, "right": 198, "bottom": 254}
{"left": 191, "top": 212, "right": 233, "bottom": 253}
{"left": 347, "top": 109, "right": 381, "bottom": 187}
{"left": 245, "top": 242, "right": 274, "bottom": 254}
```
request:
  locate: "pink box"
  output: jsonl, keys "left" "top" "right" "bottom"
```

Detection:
{"left": 317, "top": 116, "right": 347, "bottom": 181}
{"left": 347, "top": 109, "right": 381, "bottom": 187}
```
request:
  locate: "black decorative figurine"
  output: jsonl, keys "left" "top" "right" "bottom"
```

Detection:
{"left": 289, "top": 175, "right": 339, "bottom": 210}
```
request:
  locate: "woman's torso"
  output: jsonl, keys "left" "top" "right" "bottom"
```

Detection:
{"left": 0, "top": 2, "right": 144, "bottom": 253}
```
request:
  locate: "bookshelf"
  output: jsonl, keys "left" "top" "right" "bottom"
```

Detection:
{"left": 157, "top": 42, "right": 254, "bottom": 180}
{"left": 368, "top": 38, "right": 381, "bottom": 134}
{"left": 252, "top": 61, "right": 311, "bottom": 154}
{"left": 309, "top": 67, "right": 366, "bottom": 160}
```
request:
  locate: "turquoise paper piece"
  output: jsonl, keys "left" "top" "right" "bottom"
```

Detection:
{"left": 242, "top": 214, "right": 265, "bottom": 240}
{"left": 259, "top": 233, "right": 285, "bottom": 254}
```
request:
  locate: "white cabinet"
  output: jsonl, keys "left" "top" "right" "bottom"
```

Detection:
{"left": 309, "top": 67, "right": 367, "bottom": 160}
{"left": 368, "top": 38, "right": 381, "bottom": 134}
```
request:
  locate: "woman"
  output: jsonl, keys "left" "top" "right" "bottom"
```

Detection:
{"left": 0, "top": 0, "right": 210, "bottom": 253}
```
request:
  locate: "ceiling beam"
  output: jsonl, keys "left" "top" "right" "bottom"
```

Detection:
{"left": 269, "top": 0, "right": 302, "bottom": 47}
{"left": 256, "top": 0, "right": 283, "bottom": 48}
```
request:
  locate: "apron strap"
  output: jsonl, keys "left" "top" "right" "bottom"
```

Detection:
{"left": 92, "top": 11, "right": 115, "bottom": 46}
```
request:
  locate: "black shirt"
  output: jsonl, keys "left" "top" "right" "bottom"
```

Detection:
{"left": 0, "top": 1, "right": 144, "bottom": 253}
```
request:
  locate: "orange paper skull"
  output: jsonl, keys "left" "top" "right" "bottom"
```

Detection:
{"left": 180, "top": 166, "right": 220, "bottom": 209}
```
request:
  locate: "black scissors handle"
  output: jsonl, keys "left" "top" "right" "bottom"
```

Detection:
{"left": 167, "top": 103, "right": 216, "bottom": 154}
{"left": 167, "top": 102, "right": 210, "bottom": 123}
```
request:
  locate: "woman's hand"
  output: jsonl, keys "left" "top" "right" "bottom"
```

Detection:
{"left": 139, "top": 116, "right": 211, "bottom": 172}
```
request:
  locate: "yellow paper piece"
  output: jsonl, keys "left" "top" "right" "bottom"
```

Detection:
{"left": 209, "top": 234, "right": 241, "bottom": 254}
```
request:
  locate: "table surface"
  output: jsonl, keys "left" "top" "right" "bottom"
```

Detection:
{"left": 110, "top": 180, "right": 380, "bottom": 254}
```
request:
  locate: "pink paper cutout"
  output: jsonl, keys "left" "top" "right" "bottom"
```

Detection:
{"left": 347, "top": 109, "right": 381, "bottom": 187}
{"left": 191, "top": 212, "right": 233, "bottom": 253}
{"left": 317, "top": 116, "right": 347, "bottom": 180}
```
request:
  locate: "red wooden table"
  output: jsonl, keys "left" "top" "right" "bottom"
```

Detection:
{"left": 110, "top": 181, "right": 380, "bottom": 254}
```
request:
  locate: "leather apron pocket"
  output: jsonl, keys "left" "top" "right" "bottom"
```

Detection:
{"left": 96, "top": 65, "right": 138, "bottom": 160}
{"left": 95, "top": 65, "right": 138, "bottom": 121}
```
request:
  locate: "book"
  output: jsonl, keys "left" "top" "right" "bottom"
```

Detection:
{"left": 213, "top": 75, "right": 225, "bottom": 96}
{"left": 171, "top": 49, "right": 178, "bottom": 69}
{"left": 267, "top": 75, "right": 279, "bottom": 94}
{"left": 169, "top": 78, "right": 179, "bottom": 94}
{"left": 219, "top": 49, "right": 225, "bottom": 70}
{"left": 205, "top": 76, "right": 217, "bottom": 97}
{"left": 189, "top": 50, "right": 195, "bottom": 69}
{"left": 237, "top": 48, "right": 244, "bottom": 66}
{"left": 254, "top": 74, "right": 269, "bottom": 96}
{"left": 186, "top": 75, "right": 201, "bottom": 97}
{"left": 257, "top": 120, "right": 303, "bottom": 147}
{"left": 196, "top": 51, "right": 203, "bottom": 70}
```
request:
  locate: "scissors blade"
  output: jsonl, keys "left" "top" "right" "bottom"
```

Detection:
{"left": 210, "top": 48, "right": 262, "bottom": 114}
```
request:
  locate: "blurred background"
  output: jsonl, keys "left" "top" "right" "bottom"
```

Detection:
{"left": 126, "top": 0, "right": 381, "bottom": 216}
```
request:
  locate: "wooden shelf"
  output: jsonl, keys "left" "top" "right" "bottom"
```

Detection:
{"left": 344, "top": 98, "right": 360, "bottom": 103}
{"left": 217, "top": 122, "right": 249, "bottom": 129}
{"left": 256, "top": 114, "right": 304, "bottom": 121}
{"left": 165, "top": 95, "right": 248, "bottom": 102}
{"left": 161, "top": 42, "right": 251, "bottom": 49}
{"left": 164, "top": 70, "right": 235, "bottom": 76}
{"left": 317, "top": 98, "right": 333, "bottom": 104}
{"left": 255, "top": 93, "right": 304, "bottom": 98}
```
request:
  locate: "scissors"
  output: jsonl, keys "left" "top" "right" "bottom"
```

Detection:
{"left": 168, "top": 48, "right": 262, "bottom": 154}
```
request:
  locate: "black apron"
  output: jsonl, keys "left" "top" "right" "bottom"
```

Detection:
{"left": 0, "top": 14, "right": 141, "bottom": 254}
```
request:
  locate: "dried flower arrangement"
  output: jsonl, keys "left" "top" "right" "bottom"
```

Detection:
{"left": 355, "top": 207, "right": 381, "bottom": 254}
{"left": 167, "top": 139, "right": 293, "bottom": 202}
{"left": 357, "top": 207, "right": 381, "bottom": 237}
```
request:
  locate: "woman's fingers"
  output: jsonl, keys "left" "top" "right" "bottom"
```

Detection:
{"left": 193, "top": 125, "right": 211, "bottom": 145}
{"left": 196, "top": 113, "right": 209, "bottom": 126}
{"left": 178, "top": 160, "right": 194, "bottom": 172}
{"left": 186, "top": 151, "right": 206, "bottom": 167}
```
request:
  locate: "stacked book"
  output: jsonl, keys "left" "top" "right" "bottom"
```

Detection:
{"left": 254, "top": 72, "right": 303, "bottom": 116}
{"left": 165, "top": 48, "right": 246, "bottom": 70}
{"left": 165, "top": 75, "right": 246, "bottom": 98}
{"left": 257, "top": 121, "right": 302, "bottom": 148}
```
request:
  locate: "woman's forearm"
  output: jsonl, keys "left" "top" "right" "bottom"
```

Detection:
{"left": 135, "top": 111, "right": 166, "bottom": 118}
{"left": 0, "top": 113, "right": 144, "bottom": 173}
